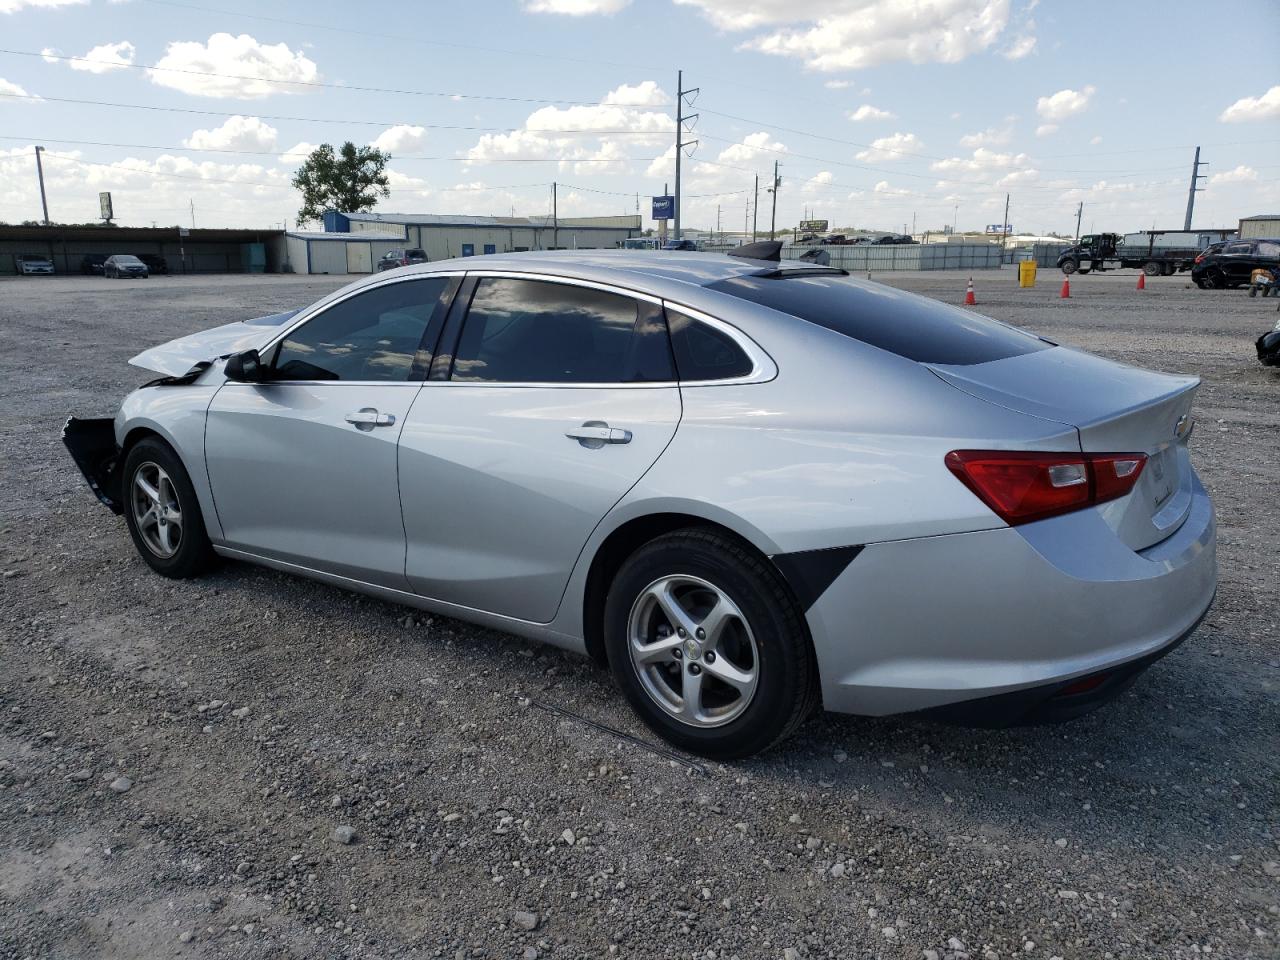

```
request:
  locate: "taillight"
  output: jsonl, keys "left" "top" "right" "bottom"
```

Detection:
{"left": 945, "top": 450, "right": 1147, "bottom": 525}
{"left": 1194, "top": 254, "right": 1205, "bottom": 264}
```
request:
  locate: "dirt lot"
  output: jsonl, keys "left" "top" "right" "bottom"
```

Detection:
{"left": 1, "top": 268, "right": 1277, "bottom": 960}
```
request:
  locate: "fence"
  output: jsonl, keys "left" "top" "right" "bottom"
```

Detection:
{"left": 1001, "top": 243, "right": 1072, "bottom": 267}
{"left": 701, "top": 243, "right": 1004, "bottom": 271}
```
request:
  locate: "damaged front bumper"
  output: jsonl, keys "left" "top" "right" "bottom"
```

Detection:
{"left": 62, "top": 417, "right": 123, "bottom": 513}
{"left": 1257, "top": 327, "right": 1280, "bottom": 367}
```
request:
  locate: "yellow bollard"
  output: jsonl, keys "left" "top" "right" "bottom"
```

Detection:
{"left": 1018, "top": 260, "right": 1037, "bottom": 288}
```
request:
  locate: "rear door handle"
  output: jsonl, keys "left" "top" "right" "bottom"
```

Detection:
{"left": 345, "top": 408, "right": 396, "bottom": 430}
{"left": 566, "top": 421, "right": 632, "bottom": 447}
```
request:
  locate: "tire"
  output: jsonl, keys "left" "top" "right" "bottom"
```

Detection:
{"left": 1251, "top": 285, "right": 1259, "bottom": 298}
{"left": 122, "top": 437, "right": 215, "bottom": 579}
{"left": 603, "top": 528, "right": 819, "bottom": 759}
{"left": 1143, "top": 261, "right": 1161, "bottom": 276}
{"left": 1060, "top": 260, "right": 1077, "bottom": 276}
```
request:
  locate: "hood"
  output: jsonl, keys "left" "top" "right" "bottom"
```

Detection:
{"left": 128, "top": 310, "right": 298, "bottom": 376}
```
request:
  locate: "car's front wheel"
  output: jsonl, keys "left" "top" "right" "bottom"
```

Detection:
{"left": 122, "top": 437, "right": 215, "bottom": 578}
{"left": 604, "top": 529, "right": 818, "bottom": 759}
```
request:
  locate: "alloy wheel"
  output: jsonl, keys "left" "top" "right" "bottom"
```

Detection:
{"left": 131, "top": 461, "right": 183, "bottom": 558}
{"left": 627, "top": 574, "right": 760, "bottom": 728}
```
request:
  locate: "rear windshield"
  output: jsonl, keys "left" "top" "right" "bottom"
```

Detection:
{"left": 706, "top": 274, "right": 1050, "bottom": 365}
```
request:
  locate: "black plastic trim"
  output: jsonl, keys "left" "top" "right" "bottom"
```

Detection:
{"left": 770, "top": 544, "right": 864, "bottom": 612}
{"left": 62, "top": 417, "right": 123, "bottom": 513}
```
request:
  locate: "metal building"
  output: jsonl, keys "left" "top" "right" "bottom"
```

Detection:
{"left": 283, "top": 230, "right": 408, "bottom": 275}
{"left": 321, "top": 211, "right": 642, "bottom": 261}
{"left": 1238, "top": 215, "right": 1280, "bottom": 240}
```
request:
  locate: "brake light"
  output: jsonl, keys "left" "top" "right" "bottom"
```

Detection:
{"left": 1194, "top": 254, "right": 1205, "bottom": 264}
{"left": 945, "top": 450, "right": 1147, "bottom": 525}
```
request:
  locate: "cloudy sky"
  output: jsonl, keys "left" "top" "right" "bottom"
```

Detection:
{"left": 1, "top": 0, "right": 1277, "bottom": 235}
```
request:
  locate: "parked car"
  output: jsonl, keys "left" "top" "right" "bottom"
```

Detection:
{"left": 14, "top": 253, "right": 54, "bottom": 276}
{"left": 376, "top": 248, "right": 429, "bottom": 271}
{"left": 661, "top": 239, "right": 699, "bottom": 251}
{"left": 104, "top": 254, "right": 149, "bottom": 279}
{"left": 63, "top": 247, "right": 1216, "bottom": 758}
{"left": 134, "top": 253, "right": 169, "bottom": 275}
{"left": 1191, "top": 238, "right": 1280, "bottom": 289}
{"left": 80, "top": 254, "right": 109, "bottom": 275}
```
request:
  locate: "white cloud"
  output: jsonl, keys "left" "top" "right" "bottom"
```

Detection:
{"left": 65, "top": 40, "right": 135, "bottom": 73}
{"left": 1210, "top": 165, "right": 1258, "bottom": 185}
{"left": 1035, "top": 86, "right": 1094, "bottom": 121}
{"left": 959, "top": 124, "right": 1012, "bottom": 148}
{"left": 40, "top": 47, "right": 59, "bottom": 62}
{"left": 149, "top": 33, "right": 320, "bottom": 99}
{"left": 673, "top": 0, "right": 1013, "bottom": 72}
{"left": 0, "top": 0, "right": 85, "bottom": 11}
{"left": 1219, "top": 85, "right": 1280, "bottom": 123}
{"left": 0, "top": 77, "right": 40, "bottom": 101}
{"left": 467, "top": 81, "right": 672, "bottom": 166}
{"left": 1035, "top": 123, "right": 1058, "bottom": 137}
{"left": 370, "top": 124, "right": 427, "bottom": 154}
{"left": 183, "top": 115, "right": 278, "bottom": 151}
{"left": 932, "top": 147, "right": 1036, "bottom": 187}
{"left": 278, "top": 141, "right": 318, "bottom": 164}
{"left": 1003, "top": 28, "right": 1036, "bottom": 59}
{"left": 824, "top": 79, "right": 850, "bottom": 90}
{"left": 848, "top": 104, "right": 894, "bottom": 122}
{"left": 521, "top": 0, "right": 630, "bottom": 12}
{"left": 1089, "top": 135, "right": 1102, "bottom": 145}
{"left": 603, "top": 80, "right": 669, "bottom": 106}
{"left": 802, "top": 171, "right": 834, "bottom": 194}
{"left": 855, "top": 132, "right": 922, "bottom": 163}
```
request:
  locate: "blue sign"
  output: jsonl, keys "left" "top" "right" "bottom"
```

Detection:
{"left": 652, "top": 195, "right": 675, "bottom": 220}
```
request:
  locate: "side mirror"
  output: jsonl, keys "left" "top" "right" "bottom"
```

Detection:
{"left": 224, "top": 348, "right": 266, "bottom": 383}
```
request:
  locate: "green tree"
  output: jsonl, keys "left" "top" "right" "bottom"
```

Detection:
{"left": 291, "top": 142, "right": 391, "bottom": 226}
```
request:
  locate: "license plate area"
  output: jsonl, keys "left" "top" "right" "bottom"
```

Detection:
{"left": 1148, "top": 446, "right": 1176, "bottom": 509}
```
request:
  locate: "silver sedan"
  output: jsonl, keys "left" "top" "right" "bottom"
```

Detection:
{"left": 64, "top": 248, "right": 1216, "bottom": 758}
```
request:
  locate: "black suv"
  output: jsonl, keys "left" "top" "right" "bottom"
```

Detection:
{"left": 1191, "top": 238, "right": 1280, "bottom": 289}
{"left": 376, "top": 248, "right": 428, "bottom": 271}
{"left": 134, "top": 253, "right": 169, "bottom": 275}
{"left": 80, "top": 253, "right": 109, "bottom": 275}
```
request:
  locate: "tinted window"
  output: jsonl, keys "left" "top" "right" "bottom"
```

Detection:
{"left": 451, "top": 277, "right": 674, "bottom": 383}
{"left": 666, "top": 309, "right": 754, "bottom": 381}
{"left": 1257, "top": 241, "right": 1280, "bottom": 259}
{"left": 706, "top": 274, "right": 1049, "bottom": 366}
{"left": 273, "top": 277, "right": 451, "bottom": 382}
{"left": 1223, "top": 242, "right": 1253, "bottom": 255}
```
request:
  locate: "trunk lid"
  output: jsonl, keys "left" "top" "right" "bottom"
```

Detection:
{"left": 129, "top": 310, "right": 298, "bottom": 376}
{"left": 929, "top": 346, "right": 1199, "bottom": 550}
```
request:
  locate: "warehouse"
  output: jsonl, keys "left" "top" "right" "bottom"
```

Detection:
{"left": 1238, "top": 214, "right": 1280, "bottom": 240}
{"left": 283, "top": 230, "right": 408, "bottom": 275}
{"left": 321, "top": 210, "right": 642, "bottom": 261}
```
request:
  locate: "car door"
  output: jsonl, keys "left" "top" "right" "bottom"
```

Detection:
{"left": 1219, "top": 241, "right": 1256, "bottom": 284}
{"left": 398, "top": 273, "right": 682, "bottom": 623}
{"left": 205, "top": 274, "right": 459, "bottom": 588}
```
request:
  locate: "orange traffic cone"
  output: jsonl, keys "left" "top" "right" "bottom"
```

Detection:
{"left": 1137, "top": 272, "right": 1146, "bottom": 290}
{"left": 964, "top": 277, "right": 976, "bottom": 305}
{"left": 1060, "top": 278, "right": 1071, "bottom": 298}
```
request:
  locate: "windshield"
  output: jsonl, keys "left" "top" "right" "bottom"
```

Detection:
{"left": 707, "top": 274, "right": 1051, "bottom": 366}
{"left": 115, "top": 256, "right": 143, "bottom": 264}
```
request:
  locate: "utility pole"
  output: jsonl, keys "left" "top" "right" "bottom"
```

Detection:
{"left": 752, "top": 175, "right": 759, "bottom": 240}
{"left": 673, "top": 69, "right": 698, "bottom": 240}
{"left": 1001, "top": 192, "right": 1010, "bottom": 258}
{"left": 189, "top": 198, "right": 196, "bottom": 230}
{"left": 33, "top": 146, "right": 50, "bottom": 225}
{"left": 551, "top": 181, "right": 558, "bottom": 250}
{"left": 768, "top": 160, "right": 780, "bottom": 239}
{"left": 1074, "top": 201, "right": 1083, "bottom": 242}
{"left": 715, "top": 203, "right": 720, "bottom": 244}
{"left": 1183, "top": 146, "right": 1206, "bottom": 231}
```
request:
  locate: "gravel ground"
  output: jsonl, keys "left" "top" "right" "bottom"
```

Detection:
{"left": 1, "top": 269, "right": 1277, "bottom": 960}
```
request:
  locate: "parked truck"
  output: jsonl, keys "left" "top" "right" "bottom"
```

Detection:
{"left": 1056, "top": 229, "right": 1237, "bottom": 276}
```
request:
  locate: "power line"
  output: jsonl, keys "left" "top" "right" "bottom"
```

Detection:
{"left": 2, "top": 47, "right": 622, "bottom": 107}
{"left": 0, "top": 91, "right": 670, "bottom": 137}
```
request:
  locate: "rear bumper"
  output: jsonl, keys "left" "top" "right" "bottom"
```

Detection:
{"left": 62, "top": 417, "right": 123, "bottom": 513}
{"left": 807, "top": 470, "right": 1216, "bottom": 718}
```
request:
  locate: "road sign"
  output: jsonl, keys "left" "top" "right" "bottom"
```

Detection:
{"left": 99, "top": 192, "right": 113, "bottom": 221}
{"left": 985, "top": 223, "right": 1013, "bottom": 234}
{"left": 799, "top": 219, "right": 829, "bottom": 232}
{"left": 652, "top": 195, "right": 674, "bottom": 220}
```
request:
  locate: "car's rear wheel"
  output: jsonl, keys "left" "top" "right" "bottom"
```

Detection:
{"left": 604, "top": 529, "right": 818, "bottom": 759}
{"left": 122, "top": 437, "right": 214, "bottom": 578}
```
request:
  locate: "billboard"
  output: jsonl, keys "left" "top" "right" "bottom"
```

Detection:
{"left": 99, "top": 192, "right": 113, "bottom": 221}
{"left": 985, "top": 223, "right": 1013, "bottom": 234}
{"left": 798, "top": 219, "right": 829, "bottom": 232}
{"left": 651, "top": 195, "right": 674, "bottom": 220}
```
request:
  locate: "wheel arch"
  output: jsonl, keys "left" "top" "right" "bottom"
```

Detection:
{"left": 578, "top": 507, "right": 804, "bottom": 669}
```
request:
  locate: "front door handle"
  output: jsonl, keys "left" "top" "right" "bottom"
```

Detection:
{"left": 566, "top": 421, "right": 632, "bottom": 448}
{"left": 345, "top": 408, "right": 396, "bottom": 431}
